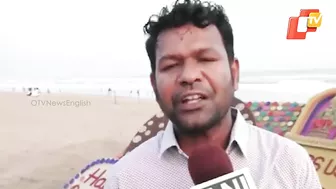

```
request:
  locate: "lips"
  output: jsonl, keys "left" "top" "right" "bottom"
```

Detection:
{"left": 181, "top": 94, "right": 206, "bottom": 104}
{"left": 178, "top": 91, "right": 208, "bottom": 111}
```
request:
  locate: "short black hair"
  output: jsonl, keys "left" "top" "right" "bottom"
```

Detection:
{"left": 143, "top": 0, "right": 235, "bottom": 73}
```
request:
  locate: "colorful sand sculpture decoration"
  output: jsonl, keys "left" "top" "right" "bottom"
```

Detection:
{"left": 63, "top": 158, "right": 118, "bottom": 189}
{"left": 247, "top": 101, "right": 305, "bottom": 135}
{"left": 285, "top": 88, "right": 336, "bottom": 189}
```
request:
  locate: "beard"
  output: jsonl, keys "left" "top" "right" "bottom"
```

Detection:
{"left": 168, "top": 106, "right": 225, "bottom": 136}
{"left": 154, "top": 89, "right": 233, "bottom": 136}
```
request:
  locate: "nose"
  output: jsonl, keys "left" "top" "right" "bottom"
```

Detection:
{"left": 178, "top": 63, "right": 202, "bottom": 86}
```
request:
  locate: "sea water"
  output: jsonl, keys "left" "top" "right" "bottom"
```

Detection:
{"left": 0, "top": 77, "right": 156, "bottom": 99}
{"left": 0, "top": 77, "right": 336, "bottom": 103}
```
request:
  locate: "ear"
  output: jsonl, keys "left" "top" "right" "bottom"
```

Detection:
{"left": 150, "top": 73, "right": 159, "bottom": 101}
{"left": 231, "top": 58, "right": 240, "bottom": 91}
{"left": 150, "top": 72, "right": 156, "bottom": 90}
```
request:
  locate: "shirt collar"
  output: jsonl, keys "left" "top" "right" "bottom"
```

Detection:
{"left": 159, "top": 121, "right": 182, "bottom": 158}
{"left": 227, "top": 108, "right": 249, "bottom": 156}
{"left": 158, "top": 108, "right": 250, "bottom": 158}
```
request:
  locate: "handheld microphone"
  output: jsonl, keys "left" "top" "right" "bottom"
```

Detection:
{"left": 188, "top": 144, "right": 257, "bottom": 189}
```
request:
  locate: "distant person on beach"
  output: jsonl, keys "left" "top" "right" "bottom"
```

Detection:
{"left": 26, "top": 87, "right": 32, "bottom": 96}
{"left": 136, "top": 89, "right": 140, "bottom": 102}
{"left": 27, "top": 88, "right": 40, "bottom": 97}
{"left": 105, "top": 0, "right": 321, "bottom": 189}
{"left": 113, "top": 90, "right": 117, "bottom": 104}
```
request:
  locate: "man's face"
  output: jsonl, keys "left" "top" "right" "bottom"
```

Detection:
{"left": 151, "top": 24, "right": 239, "bottom": 135}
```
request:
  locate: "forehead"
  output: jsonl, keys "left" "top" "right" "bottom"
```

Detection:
{"left": 156, "top": 24, "right": 224, "bottom": 56}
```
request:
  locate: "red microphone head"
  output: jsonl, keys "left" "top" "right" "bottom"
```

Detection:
{"left": 188, "top": 143, "right": 233, "bottom": 185}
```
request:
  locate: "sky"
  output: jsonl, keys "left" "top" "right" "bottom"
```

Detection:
{"left": 0, "top": 0, "right": 335, "bottom": 81}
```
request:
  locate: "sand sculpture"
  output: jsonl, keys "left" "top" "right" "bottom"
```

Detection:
{"left": 64, "top": 89, "right": 336, "bottom": 189}
{"left": 63, "top": 158, "right": 118, "bottom": 189}
{"left": 285, "top": 88, "right": 336, "bottom": 189}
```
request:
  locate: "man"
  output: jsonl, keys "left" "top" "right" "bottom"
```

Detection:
{"left": 105, "top": 0, "right": 322, "bottom": 188}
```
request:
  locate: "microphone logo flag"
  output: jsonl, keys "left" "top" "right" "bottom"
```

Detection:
{"left": 190, "top": 168, "right": 257, "bottom": 189}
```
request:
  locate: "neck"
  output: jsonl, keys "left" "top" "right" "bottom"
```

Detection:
{"left": 177, "top": 109, "right": 235, "bottom": 156}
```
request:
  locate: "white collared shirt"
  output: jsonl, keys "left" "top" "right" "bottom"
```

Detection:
{"left": 105, "top": 109, "right": 322, "bottom": 189}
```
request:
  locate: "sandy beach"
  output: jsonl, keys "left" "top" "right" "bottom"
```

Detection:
{"left": 0, "top": 92, "right": 160, "bottom": 189}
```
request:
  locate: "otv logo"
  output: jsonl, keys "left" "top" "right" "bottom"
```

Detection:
{"left": 286, "top": 9, "right": 322, "bottom": 40}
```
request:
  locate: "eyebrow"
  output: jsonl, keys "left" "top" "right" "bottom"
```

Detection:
{"left": 158, "top": 48, "right": 218, "bottom": 64}
{"left": 191, "top": 48, "right": 218, "bottom": 56}
{"left": 158, "top": 54, "right": 183, "bottom": 65}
